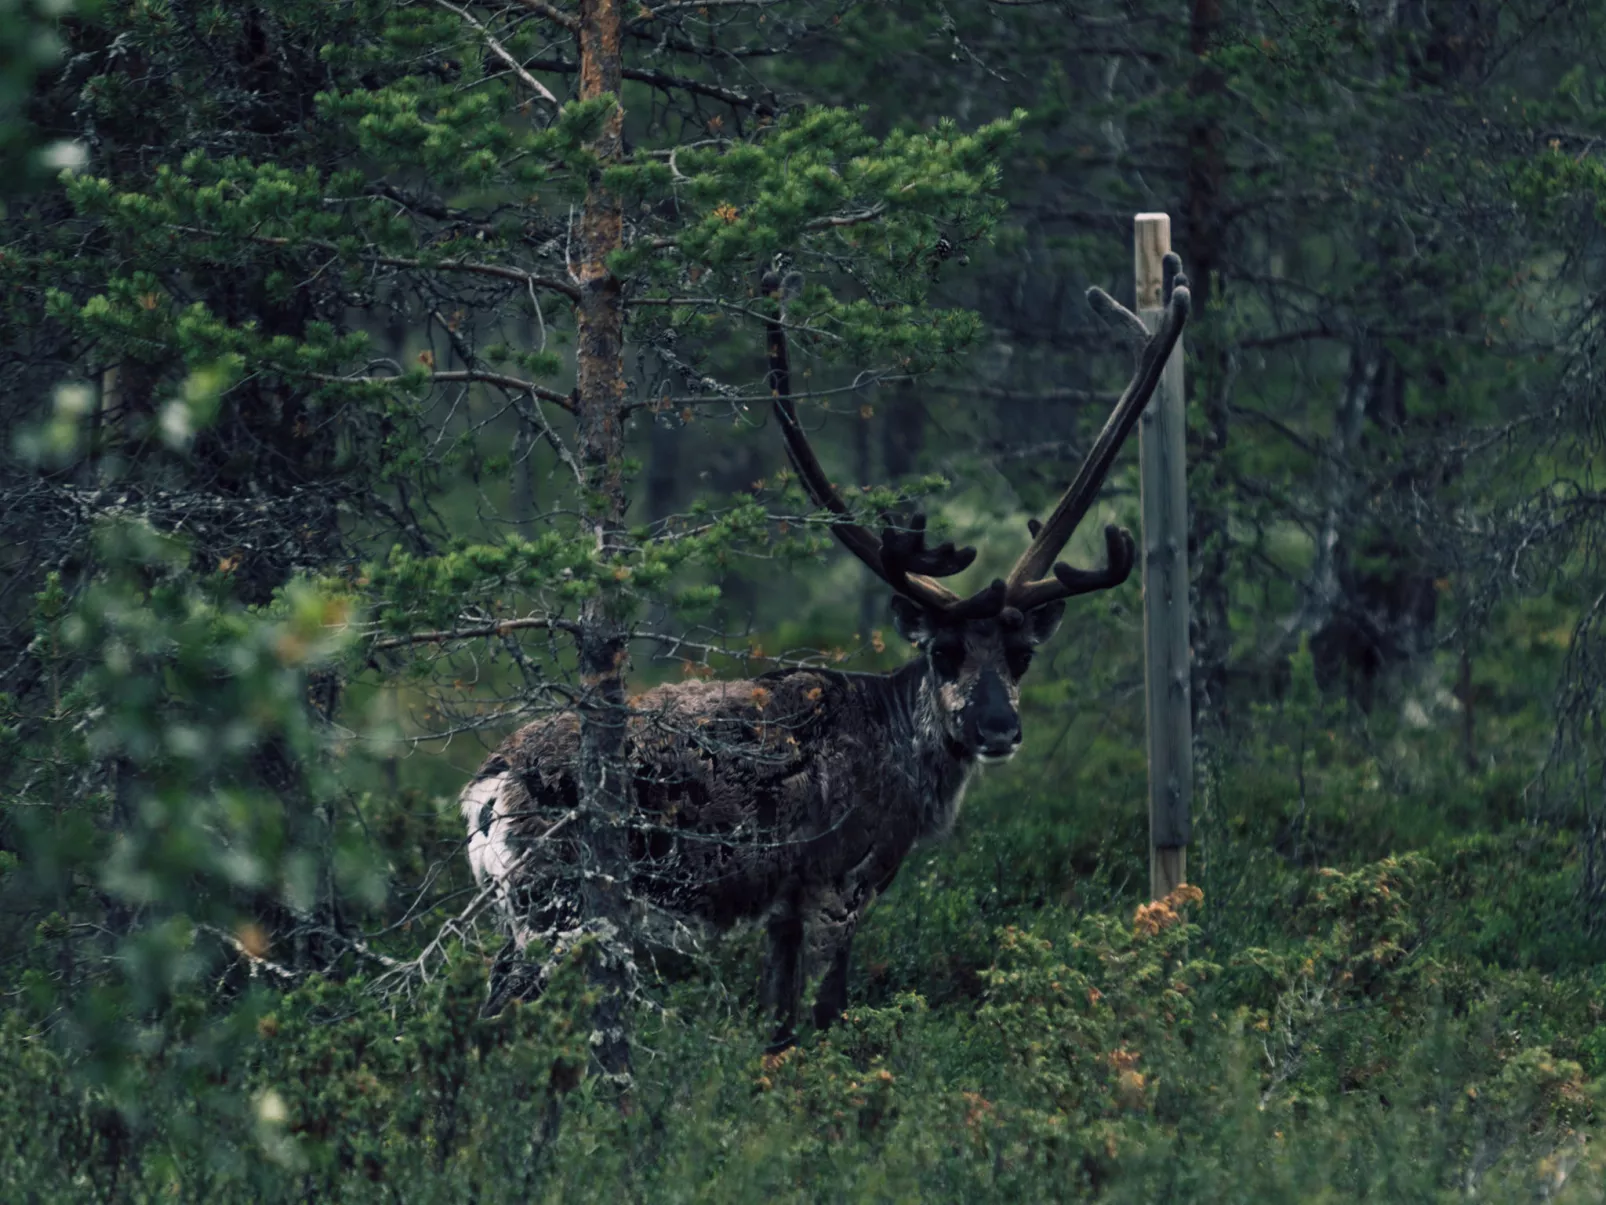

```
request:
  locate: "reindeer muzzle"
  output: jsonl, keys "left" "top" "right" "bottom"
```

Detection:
{"left": 965, "top": 670, "right": 1022, "bottom": 761}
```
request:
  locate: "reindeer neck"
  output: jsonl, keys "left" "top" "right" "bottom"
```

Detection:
{"left": 844, "top": 657, "right": 976, "bottom": 839}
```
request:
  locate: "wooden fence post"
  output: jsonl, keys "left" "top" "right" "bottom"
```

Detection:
{"left": 1135, "top": 213, "right": 1193, "bottom": 900}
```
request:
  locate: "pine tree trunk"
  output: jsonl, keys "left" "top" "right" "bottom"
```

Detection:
{"left": 573, "top": 0, "right": 633, "bottom": 1089}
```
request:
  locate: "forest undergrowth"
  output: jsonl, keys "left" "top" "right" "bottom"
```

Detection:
{"left": 5, "top": 628, "right": 1604, "bottom": 1203}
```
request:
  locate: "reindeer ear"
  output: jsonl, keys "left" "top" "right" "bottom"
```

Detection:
{"left": 1023, "top": 599, "right": 1066, "bottom": 646}
{"left": 889, "top": 596, "right": 936, "bottom": 646}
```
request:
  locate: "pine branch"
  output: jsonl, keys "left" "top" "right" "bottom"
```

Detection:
{"left": 167, "top": 226, "right": 583, "bottom": 302}
{"left": 370, "top": 616, "right": 579, "bottom": 652}
{"left": 514, "top": 0, "right": 580, "bottom": 32}
{"left": 312, "top": 370, "right": 577, "bottom": 413}
{"left": 522, "top": 56, "right": 779, "bottom": 115}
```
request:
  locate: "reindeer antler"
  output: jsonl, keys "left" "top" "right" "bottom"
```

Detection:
{"left": 1003, "top": 258, "right": 1191, "bottom": 612}
{"left": 765, "top": 255, "right": 1190, "bottom": 619}
{"left": 764, "top": 273, "right": 982, "bottom": 613}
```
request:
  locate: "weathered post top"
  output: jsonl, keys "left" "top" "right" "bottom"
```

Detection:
{"left": 1135, "top": 213, "right": 1171, "bottom": 310}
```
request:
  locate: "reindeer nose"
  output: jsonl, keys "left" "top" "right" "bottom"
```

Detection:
{"left": 968, "top": 671, "right": 1021, "bottom": 757}
{"left": 976, "top": 712, "right": 1022, "bottom": 756}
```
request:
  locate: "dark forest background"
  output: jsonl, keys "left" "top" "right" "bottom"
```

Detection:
{"left": 7, "top": 0, "right": 1606, "bottom": 1198}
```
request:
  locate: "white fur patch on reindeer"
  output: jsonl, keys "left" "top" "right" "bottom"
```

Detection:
{"left": 460, "top": 773, "right": 518, "bottom": 887}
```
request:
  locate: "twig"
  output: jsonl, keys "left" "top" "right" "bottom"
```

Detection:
{"left": 198, "top": 923, "right": 302, "bottom": 983}
{"left": 804, "top": 204, "right": 886, "bottom": 230}
{"left": 432, "top": 0, "right": 561, "bottom": 104}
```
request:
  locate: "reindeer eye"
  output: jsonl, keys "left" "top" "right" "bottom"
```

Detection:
{"left": 1005, "top": 647, "right": 1034, "bottom": 678}
{"left": 929, "top": 644, "right": 962, "bottom": 681}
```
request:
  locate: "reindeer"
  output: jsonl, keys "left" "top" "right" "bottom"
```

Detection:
{"left": 460, "top": 260, "right": 1190, "bottom": 1045}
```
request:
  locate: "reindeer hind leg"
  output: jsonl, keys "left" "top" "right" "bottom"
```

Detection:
{"left": 811, "top": 939, "right": 853, "bottom": 1032}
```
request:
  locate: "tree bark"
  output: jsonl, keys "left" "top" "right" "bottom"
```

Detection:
{"left": 573, "top": 0, "right": 633, "bottom": 1088}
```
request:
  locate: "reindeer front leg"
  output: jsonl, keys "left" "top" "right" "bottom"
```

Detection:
{"left": 762, "top": 893, "right": 805, "bottom": 1051}
{"left": 808, "top": 856, "right": 904, "bottom": 1031}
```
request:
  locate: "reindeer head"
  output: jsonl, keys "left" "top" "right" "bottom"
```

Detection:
{"left": 889, "top": 592, "right": 1065, "bottom": 760}
{"left": 765, "top": 255, "right": 1190, "bottom": 763}
{"left": 879, "top": 517, "right": 1141, "bottom": 760}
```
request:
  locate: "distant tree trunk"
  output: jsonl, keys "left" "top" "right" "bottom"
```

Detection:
{"left": 706, "top": 439, "right": 762, "bottom": 626}
{"left": 510, "top": 417, "right": 537, "bottom": 533}
{"left": 1185, "top": 0, "right": 1232, "bottom": 725}
{"left": 1309, "top": 0, "right": 1496, "bottom": 695}
{"left": 385, "top": 297, "right": 409, "bottom": 364}
{"left": 1273, "top": 335, "right": 1375, "bottom": 682}
{"left": 646, "top": 416, "right": 679, "bottom": 524}
{"left": 1309, "top": 343, "right": 1439, "bottom": 701}
{"left": 573, "top": 0, "right": 633, "bottom": 1089}
{"left": 856, "top": 405, "right": 878, "bottom": 639}
{"left": 92, "top": 364, "right": 120, "bottom": 484}
{"left": 881, "top": 389, "right": 925, "bottom": 480}
{"left": 874, "top": 390, "right": 925, "bottom": 639}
